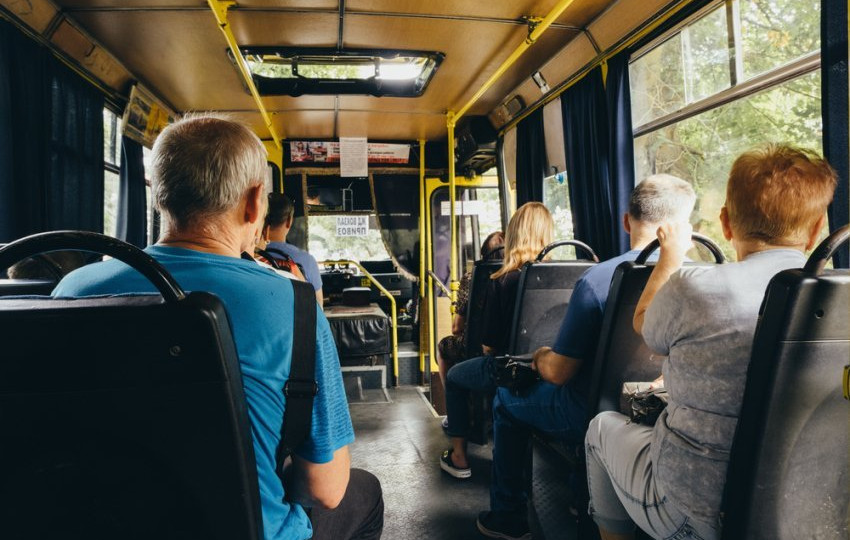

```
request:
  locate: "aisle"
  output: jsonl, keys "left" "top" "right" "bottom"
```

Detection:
{"left": 348, "top": 386, "right": 496, "bottom": 540}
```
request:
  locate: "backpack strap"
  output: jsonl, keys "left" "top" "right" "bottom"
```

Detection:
{"left": 278, "top": 279, "right": 319, "bottom": 462}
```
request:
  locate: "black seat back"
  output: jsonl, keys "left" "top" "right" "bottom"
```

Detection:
{"left": 588, "top": 234, "right": 725, "bottom": 418}
{"left": 721, "top": 228, "right": 850, "bottom": 540}
{"left": 0, "top": 278, "right": 57, "bottom": 296}
{"left": 0, "top": 232, "right": 262, "bottom": 540}
{"left": 507, "top": 261, "right": 595, "bottom": 355}
{"left": 463, "top": 260, "right": 502, "bottom": 358}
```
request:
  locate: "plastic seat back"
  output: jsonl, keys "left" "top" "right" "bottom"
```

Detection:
{"left": 463, "top": 260, "right": 503, "bottom": 358}
{"left": 721, "top": 227, "right": 850, "bottom": 540}
{"left": 0, "top": 278, "right": 56, "bottom": 296}
{"left": 0, "top": 232, "right": 262, "bottom": 540}
{"left": 588, "top": 234, "right": 725, "bottom": 418}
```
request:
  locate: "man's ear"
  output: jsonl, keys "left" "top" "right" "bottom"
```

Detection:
{"left": 244, "top": 184, "right": 265, "bottom": 225}
{"left": 286, "top": 214, "right": 294, "bottom": 228}
{"left": 623, "top": 213, "right": 631, "bottom": 234}
{"left": 719, "top": 206, "right": 733, "bottom": 241}
{"left": 804, "top": 213, "right": 827, "bottom": 251}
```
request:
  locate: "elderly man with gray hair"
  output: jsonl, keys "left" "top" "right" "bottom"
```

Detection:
{"left": 475, "top": 174, "right": 696, "bottom": 540}
{"left": 53, "top": 115, "right": 383, "bottom": 540}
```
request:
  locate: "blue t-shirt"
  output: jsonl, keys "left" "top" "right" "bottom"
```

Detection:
{"left": 265, "top": 242, "right": 322, "bottom": 293}
{"left": 53, "top": 246, "right": 354, "bottom": 540}
{"left": 551, "top": 249, "right": 643, "bottom": 398}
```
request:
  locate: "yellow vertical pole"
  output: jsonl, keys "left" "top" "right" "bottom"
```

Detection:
{"left": 418, "top": 139, "right": 427, "bottom": 373}
{"left": 447, "top": 112, "right": 459, "bottom": 311}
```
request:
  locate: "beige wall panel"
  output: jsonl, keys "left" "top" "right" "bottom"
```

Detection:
{"left": 274, "top": 110, "right": 337, "bottom": 140}
{"left": 229, "top": 12, "right": 337, "bottom": 47}
{"left": 337, "top": 111, "right": 446, "bottom": 140}
{"left": 237, "top": 0, "right": 339, "bottom": 8}
{"left": 588, "top": 0, "right": 674, "bottom": 51}
{"left": 263, "top": 95, "right": 337, "bottom": 111}
{"left": 0, "top": 0, "right": 57, "bottom": 33}
{"left": 50, "top": 20, "right": 131, "bottom": 91}
{"left": 70, "top": 11, "right": 255, "bottom": 111}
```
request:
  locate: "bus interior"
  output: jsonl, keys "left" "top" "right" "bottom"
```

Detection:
{"left": 0, "top": 0, "right": 847, "bottom": 539}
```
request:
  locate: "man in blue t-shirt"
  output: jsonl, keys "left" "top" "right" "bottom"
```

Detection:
{"left": 53, "top": 116, "right": 383, "bottom": 540}
{"left": 262, "top": 194, "right": 324, "bottom": 306}
{"left": 476, "top": 175, "right": 696, "bottom": 540}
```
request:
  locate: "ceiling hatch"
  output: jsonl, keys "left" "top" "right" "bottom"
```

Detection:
{"left": 234, "top": 47, "right": 445, "bottom": 97}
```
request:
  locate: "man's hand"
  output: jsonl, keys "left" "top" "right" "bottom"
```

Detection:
{"left": 531, "top": 346, "right": 581, "bottom": 386}
{"left": 531, "top": 346, "right": 551, "bottom": 372}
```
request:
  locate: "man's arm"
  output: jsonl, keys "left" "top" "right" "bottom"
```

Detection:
{"left": 532, "top": 346, "right": 582, "bottom": 386}
{"left": 286, "top": 446, "right": 351, "bottom": 509}
{"left": 633, "top": 222, "right": 692, "bottom": 335}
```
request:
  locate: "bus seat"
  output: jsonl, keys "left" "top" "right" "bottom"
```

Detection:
{"left": 0, "top": 232, "right": 262, "bottom": 540}
{"left": 721, "top": 227, "right": 850, "bottom": 540}
{"left": 507, "top": 261, "right": 595, "bottom": 356}
{"left": 0, "top": 278, "right": 56, "bottom": 296}
{"left": 588, "top": 234, "right": 725, "bottom": 419}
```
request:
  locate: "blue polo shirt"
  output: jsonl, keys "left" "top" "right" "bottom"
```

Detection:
{"left": 53, "top": 245, "right": 354, "bottom": 540}
{"left": 265, "top": 242, "right": 323, "bottom": 293}
{"left": 551, "top": 249, "right": 643, "bottom": 399}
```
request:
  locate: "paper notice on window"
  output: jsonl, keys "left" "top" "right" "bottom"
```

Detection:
{"left": 336, "top": 215, "right": 369, "bottom": 237}
{"left": 440, "top": 200, "right": 485, "bottom": 216}
{"left": 340, "top": 137, "right": 368, "bottom": 177}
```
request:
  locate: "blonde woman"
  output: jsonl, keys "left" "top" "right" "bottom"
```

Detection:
{"left": 440, "top": 202, "right": 554, "bottom": 480}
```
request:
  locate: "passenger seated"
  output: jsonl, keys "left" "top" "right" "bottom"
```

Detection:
{"left": 262, "top": 193, "right": 324, "bottom": 305}
{"left": 440, "top": 202, "right": 553, "bottom": 479}
{"left": 7, "top": 250, "right": 90, "bottom": 280}
{"left": 52, "top": 115, "right": 384, "bottom": 540}
{"left": 476, "top": 175, "right": 696, "bottom": 540}
{"left": 585, "top": 144, "right": 836, "bottom": 540}
{"left": 436, "top": 231, "right": 504, "bottom": 416}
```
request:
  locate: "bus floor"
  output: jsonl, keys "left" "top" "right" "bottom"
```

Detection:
{"left": 349, "top": 386, "right": 579, "bottom": 540}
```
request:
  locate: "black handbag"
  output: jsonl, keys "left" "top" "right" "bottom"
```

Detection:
{"left": 493, "top": 354, "right": 540, "bottom": 396}
{"left": 627, "top": 387, "right": 669, "bottom": 426}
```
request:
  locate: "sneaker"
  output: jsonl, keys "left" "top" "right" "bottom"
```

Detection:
{"left": 441, "top": 417, "right": 449, "bottom": 432}
{"left": 476, "top": 511, "right": 531, "bottom": 540}
{"left": 439, "top": 449, "right": 471, "bottom": 479}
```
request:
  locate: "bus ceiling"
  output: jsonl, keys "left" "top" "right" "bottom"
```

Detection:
{"left": 0, "top": 0, "right": 683, "bottom": 142}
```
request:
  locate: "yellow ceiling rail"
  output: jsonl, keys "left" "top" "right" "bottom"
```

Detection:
{"left": 207, "top": 0, "right": 283, "bottom": 149}
{"left": 453, "top": 0, "right": 577, "bottom": 122}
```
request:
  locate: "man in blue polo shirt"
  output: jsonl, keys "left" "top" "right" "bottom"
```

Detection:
{"left": 476, "top": 175, "right": 696, "bottom": 540}
{"left": 263, "top": 194, "right": 324, "bottom": 306}
{"left": 53, "top": 115, "right": 383, "bottom": 540}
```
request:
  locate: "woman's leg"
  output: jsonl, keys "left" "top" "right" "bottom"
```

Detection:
{"left": 444, "top": 355, "right": 497, "bottom": 467}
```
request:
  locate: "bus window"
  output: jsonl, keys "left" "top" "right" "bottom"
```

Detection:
{"left": 102, "top": 108, "right": 121, "bottom": 237}
{"left": 630, "top": 0, "right": 822, "bottom": 260}
{"left": 542, "top": 171, "right": 575, "bottom": 256}
{"left": 308, "top": 214, "right": 392, "bottom": 263}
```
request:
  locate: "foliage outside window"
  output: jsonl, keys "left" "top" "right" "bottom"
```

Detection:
{"left": 103, "top": 108, "right": 121, "bottom": 237}
{"left": 630, "top": 0, "right": 822, "bottom": 260}
{"left": 308, "top": 215, "right": 393, "bottom": 263}
{"left": 542, "top": 171, "right": 576, "bottom": 259}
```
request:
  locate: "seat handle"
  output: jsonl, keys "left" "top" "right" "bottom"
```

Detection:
{"left": 0, "top": 231, "right": 186, "bottom": 303}
{"left": 803, "top": 225, "right": 850, "bottom": 275}
{"left": 635, "top": 233, "right": 726, "bottom": 265}
{"left": 535, "top": 240, "right": 599, "bottom": 262}
{"left": 843, "top": 365, "right": 850, "bottom": 401}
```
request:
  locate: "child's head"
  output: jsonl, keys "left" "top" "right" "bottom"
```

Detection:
{"left": 725, "top": 144, "right": 836, "bottom": 247}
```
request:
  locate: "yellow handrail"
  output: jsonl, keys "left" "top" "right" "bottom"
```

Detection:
{"left": 418, "top": 139, "right": 427, "bottom": 374}
{"left": 207, "top": 0, "right": 283, "bottom": 149}
{"left": 319, "top": 260, "right": 399, "bottom": 386}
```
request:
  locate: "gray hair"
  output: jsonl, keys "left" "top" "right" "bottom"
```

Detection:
{"left": 151, "top": 113, "right": 268, "bottom": 229}
{"left": 629, "top": 174, "right": 696, "bottom": 224}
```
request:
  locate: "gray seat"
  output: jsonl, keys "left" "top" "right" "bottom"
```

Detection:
{"left": 0, "top": 232, "right": 263, "bottom": 540}
{"left": 720, "top": 226, "right": 850, "bottom": 540}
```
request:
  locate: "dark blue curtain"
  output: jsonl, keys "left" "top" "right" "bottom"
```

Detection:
{"left": 117, "top": 136, "right": 147, "bottom": 247}
{"left": 562, "top": 67, "right": 617, "bottom": 260}
{"left": 515, "top": 108, "right": 546, "bottom": 205}
{"left": 0, "top": 20, "right": 51, "bottom": 243}
{"left": 822, "top": 0, "right": 849, "bottom": 268}
{"left": 0, "top": 20, "right": 104, "bottom": 242}
{"left": 605, "top": 53, "right": 636, "bottom": 256}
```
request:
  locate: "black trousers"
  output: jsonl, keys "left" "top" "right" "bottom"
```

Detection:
{"left": 309, "top": 469, "right": 384, "bottom": 540}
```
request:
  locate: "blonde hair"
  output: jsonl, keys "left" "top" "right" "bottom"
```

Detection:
{"left": 492, "top": 202, "right": 554, "bottom": 279}
{"left": 726, "top": 144, "right": 836, "bottom": 245}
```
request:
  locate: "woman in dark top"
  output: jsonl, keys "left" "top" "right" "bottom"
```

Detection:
{"left": 440, "top": 202, "right": 554, "bottom": 479}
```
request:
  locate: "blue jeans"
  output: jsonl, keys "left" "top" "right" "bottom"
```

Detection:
{"left": 444, "top": 355, "right": 497, "bottom": 438}
{"left": 490, "top": 383, "right": 586, "bottom": 514}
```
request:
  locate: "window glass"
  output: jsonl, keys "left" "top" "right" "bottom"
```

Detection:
{"left": 683, "top": 7, "right": 731, "bottom": 103}
{"left": 740, "top": 0, "right": 821, "bottom": 79}
{"left": 542, "top": 172, "right": 575, "bottom": 258}
{"left": 308, "top": 214, "right": 392, "bottom": 262}
{"left": 633, "top": 71, "right": 822, "bottom": 260}
{"left": 630, "top": 34, "right": 686, "bottom": 127}
{"left": 103, "top": 108, "right": 121, "bottom": 236}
